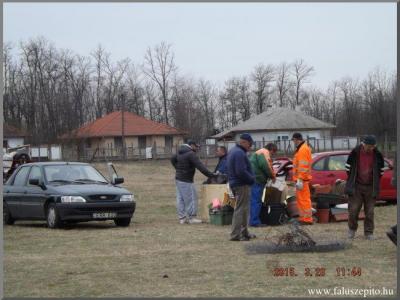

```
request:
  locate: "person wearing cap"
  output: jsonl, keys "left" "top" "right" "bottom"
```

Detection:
{"left": 171, "top": 139, "right": 215, "bottom": 224}
{"left": 345, "top": 135, "right": 384, "bottom": 240}
{"left": 249, "top": 143, "right": 278, "bottom": 227}
{"left": 291, "top": 132, "right": 313, "bottom": 225}
{"left": 227, "top": 133, "right": 256, "bottom": 241}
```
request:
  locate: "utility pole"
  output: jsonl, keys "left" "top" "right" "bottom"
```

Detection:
{"left": 120, "top": 93, "right": 126, "bottom": 160}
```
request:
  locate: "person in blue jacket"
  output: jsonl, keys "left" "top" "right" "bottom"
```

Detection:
{"left": 227, "top": 133, "right": 256, "bottom": 241}
{"left": 214, "top": 146, "right": 228, "bottom": 174}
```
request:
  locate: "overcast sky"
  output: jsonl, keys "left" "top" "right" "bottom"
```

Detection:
{"left": 3, "top": 2, "right": 396, "bottom": 89}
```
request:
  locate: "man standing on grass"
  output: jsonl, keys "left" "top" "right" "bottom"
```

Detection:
{"left": 345, "top": 135, "right": 384, "bottom": 240}
{"left": 227, "top": 133, "right": 256, "bottom": 241}
{"left": 171, "top": 140, "right": 215, "bottom": 224}
{"left": 386, "top": 152, "right": 397, "bottom": 245}
{"left": 249, "top": 143, "right": 278, "bottom": 227}
{"left": 291, "top": 133, "right": 313, "bottom": 225}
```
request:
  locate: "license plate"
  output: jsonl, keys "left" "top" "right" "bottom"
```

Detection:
{"left": 93, "top": 212, "right": 117, "bottom": 219}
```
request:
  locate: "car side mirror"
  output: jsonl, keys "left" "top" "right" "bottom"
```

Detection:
{"left": 29, "top": 178, "right": 46, "bottom": 189}
{"left": 113, "top": 177, "right": 124, "bottom": 185}
{"left": 29, "top": 178, "right": 40, "bottom": 186}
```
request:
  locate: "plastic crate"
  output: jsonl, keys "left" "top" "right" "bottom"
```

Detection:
{"left": 209, "top": 209, "right": 233, "bottom": 225}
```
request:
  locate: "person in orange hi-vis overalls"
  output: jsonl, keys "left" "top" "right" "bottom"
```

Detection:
{"left": 291, "top": 132, "right": 313, "bottom": 224}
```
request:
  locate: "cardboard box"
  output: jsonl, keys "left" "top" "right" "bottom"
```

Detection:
{"left": 199, "top": 184, "right": 227, "bottom": 222}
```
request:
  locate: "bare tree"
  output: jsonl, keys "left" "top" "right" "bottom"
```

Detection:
{"left": 291, "top": 59, "right": 314, "bottom": 108}
{"left": 143, "top": 42, "right": 177, "bottom": 125}
{"left": 251, "top": 63, "right": 275, "bottom": 114}
{"left": 90, "top": 44, "right": 107, "bottom": 118}
{"left": 276, "top": 62, "right": 293, "bottom": 107}
{"left": 143, "top": 81, "right": 158, "bottom": 121}
{"left": 195, "top": 79, "right": 217, "bottom": 137}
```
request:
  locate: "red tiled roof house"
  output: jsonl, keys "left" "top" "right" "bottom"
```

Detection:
{"left": 61, "top": 111, "right": 185, "bottom": 159}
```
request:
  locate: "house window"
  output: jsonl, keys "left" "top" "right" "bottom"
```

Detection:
{"left": 114, "top": 137, "right": 123, "bottom": 149}
{"left": 277, "top": 135, "right": 289, "bottom": 141}
{"left": 138, "top": 136, "right": 146, "bottom": 149}
{"left": 165, "top": 136, "right": 173, "bottom": 149}
{"left": 85, "top": 139, "right": 92, "bottom": 148}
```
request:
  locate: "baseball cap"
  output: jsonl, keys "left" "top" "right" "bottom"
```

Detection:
{"left": 187, "top": 139, "right": 200, "bottom": 147}
{"left": 363, "top": 135, "right": 377, "bottom": 145}
{"left": 239, "top": 133, "right": 254, "bottom": 145}
{"left": 292, "top": 132, "right": 303, "bottom": 140}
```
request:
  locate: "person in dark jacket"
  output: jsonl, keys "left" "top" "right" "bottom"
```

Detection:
{"left": 227, "top": 133, "right": 256, "bottom": 241}
{"left": 214, "top": 146, "right": 228, "bottom": 174}
{"left": 345, "top": 135, "right": 384, "bottom": 240}
{"left": 386, "top": 152, "right": 397, "bottom": 246}
{"left": 171, "top": 140, "right": 215, "bottom": 224}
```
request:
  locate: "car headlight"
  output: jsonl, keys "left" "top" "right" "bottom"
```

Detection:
{"left": 120, "top": 194, "right": 134, "bottom": 202}
{"left": 61, "top": 196, "right": 86, "bottom": 203}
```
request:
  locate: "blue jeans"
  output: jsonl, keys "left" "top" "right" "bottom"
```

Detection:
{"left": 250, "top": 183, "right": 264, "bottom": 226}
{"left": 176, "top": 180, "right": 198, "bottom": 220}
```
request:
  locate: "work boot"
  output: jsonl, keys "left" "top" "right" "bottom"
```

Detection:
{"left": 386, "top": 231, "right": 397, "bottom": 245}
{"left": 365, "top": 234, "right": 374, "bottom": 241}
{"left": 188, "top": 217, "right": 202, "bottom": 224}
{"left": 244, "top": 233, "right": 257, "bottom": 239}
{"left": 230, "top": 236, "right": 250, "bottom": 242}
{"left": 348, "top": 229, "right": 356, "bottom": 239}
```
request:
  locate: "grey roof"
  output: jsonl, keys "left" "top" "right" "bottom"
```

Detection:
{"left": 212, "top": 107, "right": 335, "bottom": 139}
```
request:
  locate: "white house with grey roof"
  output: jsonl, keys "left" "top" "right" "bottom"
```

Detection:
{"left": 212, "top": 108, "right": 336, "bottom": 144}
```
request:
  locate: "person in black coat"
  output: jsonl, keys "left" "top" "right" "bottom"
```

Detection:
{"left": 171, "top": 140, "right": 215, "bottom": 224}
{"left": 345, "top": 135, "right": 384, "bottom": 240}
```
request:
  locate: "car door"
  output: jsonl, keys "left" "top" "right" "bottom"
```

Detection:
{"left": 310, "top": 156, "right": 329, "bottom": 185}
{"left": 378, "top": 159, "right": 396, "bottom": 200}
{"left": 4, "top": 166, "right": 31, "bottom": 219}
{"left": 19, "top": 166, "right": 47, "bottom": 219}
{"left": 324, "top": 154, "right": 349, "bottom": 185}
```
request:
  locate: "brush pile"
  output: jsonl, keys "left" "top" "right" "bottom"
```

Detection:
{"left": 245, "top": 220, "right": 350, "bottom": 254}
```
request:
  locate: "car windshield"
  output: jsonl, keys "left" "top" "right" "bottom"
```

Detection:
{"left": 44, "top": 164, "right": 108, "bottom": 184}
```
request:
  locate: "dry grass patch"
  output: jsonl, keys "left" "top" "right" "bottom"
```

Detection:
{"left": 4, "top": 159, "right": 397, "bottom": 297}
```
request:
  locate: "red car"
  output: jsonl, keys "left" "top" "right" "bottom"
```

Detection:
{"left": 273, "top": 151, "right": 396, "bottom": 201}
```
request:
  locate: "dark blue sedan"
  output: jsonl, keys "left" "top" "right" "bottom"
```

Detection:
{"left": 3, "top": 162, "right": 136, "bottom": 228}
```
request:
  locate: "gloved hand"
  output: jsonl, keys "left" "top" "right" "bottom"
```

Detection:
{"left": 295, "top": 179, "right": 304, "bottom": 190}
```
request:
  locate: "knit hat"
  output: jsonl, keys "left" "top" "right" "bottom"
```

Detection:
{"left": 187, "top": 139, "right": 200, "bottom": 147}
{"left": 292, "top": 132, "right": 303, "bottom": 140}
{"left": 239, "top": 133, "right": 254, "bottom": 145}
{"left": 363, "top": 135, "right": 377, "bottom": 145}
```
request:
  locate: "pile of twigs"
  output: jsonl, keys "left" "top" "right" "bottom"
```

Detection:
{"left": 245, "top": 220, "right": 350, "bottom": 254}
{"left": 275, "top": 221, "right": 316, "bottom": 248}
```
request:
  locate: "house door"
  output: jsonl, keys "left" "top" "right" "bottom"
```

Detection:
{"left": 138, "top": 136, "right": 146, "bottom": 149}
{"left": 165, "top": 136, "right": 173, "bottom": 153}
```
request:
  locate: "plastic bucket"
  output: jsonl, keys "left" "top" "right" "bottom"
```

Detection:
{"left": 316, "top": 208, "right": 330, "bottom": 223}
{"left": 286, "top": 196, "right": 300, "bottom": 218}
{"left": 266, "top": 204, "right": 287, "bottom": 226}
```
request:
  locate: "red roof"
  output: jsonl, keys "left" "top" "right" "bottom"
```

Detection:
{"left": 3, "top": 123, "right": 28, "bottom": 138}
{"left": 62, "top": 111, "right": 185, "bottom": 138}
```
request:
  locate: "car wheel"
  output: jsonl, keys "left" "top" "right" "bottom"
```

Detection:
{"left": 114, "top": 218, "right": 131, "bottom": 227}
{"left": 3, "top": 204, "right": 15, "bottom": 225}
{"left": 46, "top": 204, "right": 62, "bottom": 229}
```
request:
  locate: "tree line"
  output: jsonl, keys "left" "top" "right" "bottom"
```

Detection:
{"left": 3, "top": 37, "right": 397, "bottom": 145}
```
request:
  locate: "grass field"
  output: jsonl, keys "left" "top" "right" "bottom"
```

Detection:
{"left": 3, "top": 159, "right": 397, "bottom": 297}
